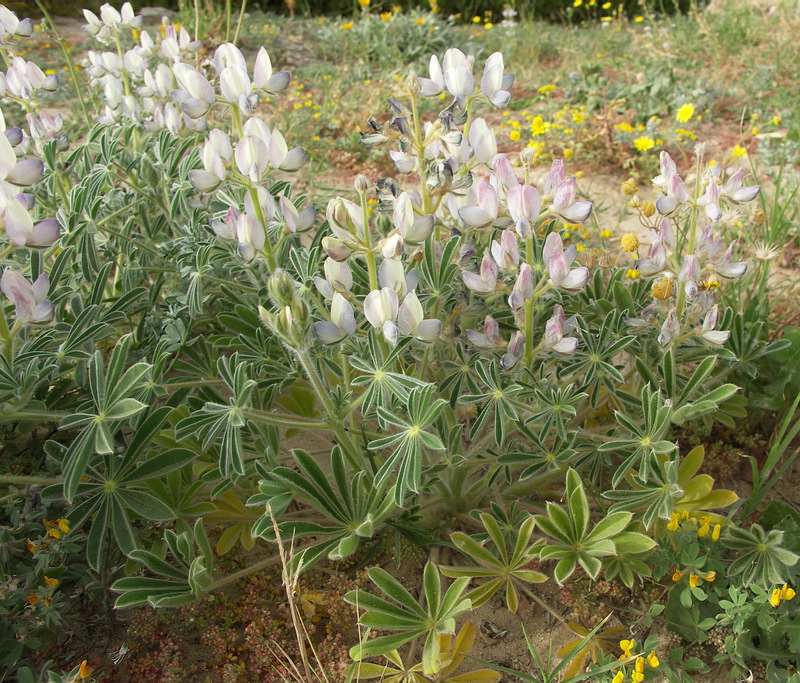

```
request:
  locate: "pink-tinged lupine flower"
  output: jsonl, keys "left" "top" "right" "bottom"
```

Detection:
{"left": 543, "top": 232, "right": 589, "bottom": 292}
{"left": 492, "top": 156, "right": 519, "bottom": 196}
{"left": 491, "top": 229, "right": 520, "bottom": 271}
{"left": 462, "top": 252, "right": 498, "bottom": 295}
{"left": 678, "top": 254, "right": 700, "bottom": 298}
{"left": 543, "top": 159, "right": 565, "bottom": 197}
{"left": 658, "top": 308, "right": 680, "bottom": 347}
{"left": 235, "top": 213, "right": 265, "bottom": 263}
{"left": 508, "top": 263, "right": 534, "bottom": 311}
{"left": 5, "top": 216, "right": 60, "bottom": 249}
{"left": 1, "top": 270, "right": 54, "bottom": 324}
{"left": 697, "top": 179, "right": 722, "bottom": 223}
{"left": 326, "top": 197, "right": 363, "bottom": 245}
{"left": 253, "top": 48, "right": 290, "bottom": 93}
{"left": 393, "top": 192, "right": 433, "bottom": 243}
{"left": 700, "top": 305, "right": 729, "bottom": 345}
{"left": 467, "top": 315, "right": 505, "bottom": 350}
{"left": 545, "top": 305, "right": 579, "bottom": 355}
{"left": 723, "top": 167, "right": 760, "bottom": 203}
{"left": 656, "top": 172, "right": 690, "bottom": 216}
{"left": 480, "top": 52, "right": 513, "bottom": 108}
{"left": 0, "top": 6, "right": 33, "bottom": 40}
{"left": 322, "top": 236, "right": 354, "bottom": 261}
{"left": 364, "top": 287, "right": 399, "bottom": 344}
{"left": 314, "top": 259, "right": 353, "bottom": 299}
{"left": 652, "top": 151, "right": 677, "bottom": 191}
{"left": 468, "top": 118, "right": 497, "bottom": 166}
{"left": 715, "top": 243, "right": 747, "bottom": 280}
{"left": 551, "top": 176, "right": 593, "bottom": 223}
{"left": 397, "top": 291, "right": 441, "bottom": 342}
{"left": 458, "top": 179, "right": 499, "bottom": 228}
{"left": 313, "top": 292, "right": 356, "bottom": 344}
{"left": 501, "top": 331, "right": 525, "bottom": 370}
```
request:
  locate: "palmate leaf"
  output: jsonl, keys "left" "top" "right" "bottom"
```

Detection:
{"left": 251, "top": 446, "right": 396, "bottom": 569}
{"left": 441, "top": 514, "right": 547, "bottom": 611}
{"left": 346, "top": 563, "right": 472, "bottom": 676}
{"left": 461, "top": 359, "right": 521, "bottom": 447}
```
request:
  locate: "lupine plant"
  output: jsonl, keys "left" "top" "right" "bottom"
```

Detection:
{"left": 0, "top": 2, "right": 797, "bottom": 679}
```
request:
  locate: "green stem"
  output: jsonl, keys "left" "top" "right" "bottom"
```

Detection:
{"left": 225, "top": 0, "right": 232, "bottom": 42}
{"left": 0, "top": 474, "right": 62, "bottom": 485}
{"left": 232, "top": 0, "right": 248, "bottom": 45}
{"left": 34, "top": 0, "right": 92, "bottom": 128}
{"left": 242, "top": 407, "right": 331, "bottom": 430}
{"left": 359, "top": 189, "right": 378, "bottom": 290}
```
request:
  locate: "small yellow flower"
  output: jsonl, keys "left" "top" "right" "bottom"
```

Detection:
{"left": 689, "top": 574, "right": 699, "bottom": 588}
{"left": 484, "top": 21, "right": 493, "bottom": 28}
{"left": 28, "top": 593, "right": 39, "bottom": 605}
{"left": 415, "top": 17, "right": 426, "bottom": 25}
{"left": 617, "top": 122, "right": 634, "bottom": 133}
{"left": 26, "top": 539, "right": 37, "bottom": 553}
{"left": 44, "top": 576, "right": 59, "bottom": 588}
{"left": 676, "top": 103, "right": 695, "bottom": 123}
{"left": 633, "top": 136, "right": 655, "bottom": 152}
{"left": 57, "top": 519, "right": 70, "bottom": 533}
{"left": 631, "top": 672, "right": 645, "bottom": 683}
{"left": 634, "top": 15, "right": 644, "bottom": 22}
{"left": 340, "top": 20, "right": 354, "bottom": 30}
{"left": 602, "top": 1, "right": 612, "bottom": 7}
{"left": 635, "top": 657, "right": 645, "bottom": 673}
{"left": 621, "top": 179, "right": 638, "bottom": 195}
{"left": 712, "top": 524, "right": 722, "bottom": 541}
{"left": 509, "top": 130, "right": 521, "bottom": 142}
{"left": 698, "top": 521, "right": 710, "bottom": 537}
{"left": 619, "top": 638, "right": 635, "bottom": 658}
{"left": 620, "top": 232, "right": 640, "bottom": 253}
{"left": 612, "top": 672, "right": 624, "bottom": 683}
{"left": 704, "top": 571, "right": 716, "bottom": 582}
{"left": 79, "top": 660, "right": 93, "bottom": 679}
{"left": 358, "top": 0, "right": 370, "bottom": 7}
{"left": 472, "top": 15, "right": 481, "bottom": 22}
{"left": 647, "top": 651, "right": 659, "bottom": 668}
{"left": 48, "top": 528, "right": 61, "bottom": 540}
{"left": 770, "top": 588, "right": 783, "bottom": 607}
{"left": 667, "top": 513, "right": 680, "bottom": 531}
{"left": 380, "top": 11, "right": 392, "bottom": 20}
{"left": 538, "top": 84, "right": 556, "bottom": 95}
{"left": 773, "top": 115, "right": 781, "bottom": 126}
{"left": 625, "top": 269, "right": 640, "bottom": 279}
{"left": 731, "top": 145, "right": 748, "bottom": 158}
{"left": 672, "top": 570, "right": 683, "bottom": 582}
{"left": 573, "top": 0, "right": 583, "bottom": 6}
{"left": 564, "top": 148, "right": 574, "bottom": 159}
{"left": 781, "top": 584, "right": 796, "bottom": 601}
{"left": 600, "top": 229, "right": 612, "bottom": 239}
{"left": 751, "top": 126, "right": 760, "bottom": 136}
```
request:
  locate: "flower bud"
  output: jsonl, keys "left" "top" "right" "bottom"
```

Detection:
{"left": 642, "top": 201, "right": 656, "bottom": 217}
{"left": 268, "top": 269, "right": 296, "bottom": 308}
{"left": 353, "top": 174, "right": 370, "bottom": 193}
{"left": 405, "top": 70, "right": 421, "bottom": 94}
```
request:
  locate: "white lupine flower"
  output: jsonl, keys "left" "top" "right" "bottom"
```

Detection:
{"left": 314, "top": 259, "right": 353, "bottom": 299}
{"left": 417, "top": 54, "right": 445, "bottom": 96}
{"left": 491, "top": 229, "right": 519, "bottom": 271}
{"left": 279, "top": 196, "right": 315, "bottom": 233}
{"left": 313, "top": 292, "right": 356, "bottom": 344}
{"left": 396, "top": 291, "right": 441, "bottom": 342}
{"left": 468, "top": 118, "right": 497, "bottom": 165}
{"left": 379, "top": 258, "right": 417, "bottom": 297}
{"left": 235, "top": 135, "right": 270, "bottom": 182}
{"left": 658, "top": 308, "right": 681, "bottom": 347}
{"left": 723, "top": 167, "right": 760, "bottom": 203}
{"left": 0, "top": 6, "right": 33, "bottom": 40}
{"left": 392, "top": 192, "right": 433, "bottom": 243}
{"left": 364, "top": 287, "right": 399, "bottom": 344}
{"left": 480, "top": 52, "right": 513, "bottom": 108}
{"left": 442, "top": 48, "right": 474, "bottom": 106}
{"left": 326, "top": 197, "right": 363, "bottom": 245}
{"left": 543, "top": 232, "right": 589, "bottom": 292}
{"left": 172, "top": 63, "right": 215, "bottom": 118}
{"left": 235, "top": 212, "right": 265, "bottom": 263}
{"left": 253, "top": 47, "right": 290, "bottom": 92}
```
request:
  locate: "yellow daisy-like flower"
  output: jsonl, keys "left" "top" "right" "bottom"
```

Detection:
{"left": 633, "top": 136, "right": 655, "bottom": 152}
{"left": 621, "top": 179, "right": 638, "bottom": 195}
{"left": 573, "top": 0, "right": 583, "bottom": 6}
{"left": 600, "top": 229, "right": 612, "bottom": 239}
{"left": 79, "top": 660, "right": 93, "bottom": 679}
{"left": 472, "top": 15, "right": 481, "bottom": 22}
{"left": 676, "top": 103, "right": 695, "bottom": 123}
{"left": 509, "top": 130, "right": 521, "bottom": 142}
{"left": 731, "top": 145, "right": 748, "bottom": 158}
{"left": 358, "top": 0, "right": 370, "bottom": 7}
{"left": 634, "top": 15, "right": 644, "bottom": 22}
{"left": 641, "top": 201, "right": 656, "bottom": 217}
{"left": 620, "top": 232, "right": 640, "bottom": 253}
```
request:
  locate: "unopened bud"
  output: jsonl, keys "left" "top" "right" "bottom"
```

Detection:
{"left": 405, "top": 70, "right": 420, "bottom": 94}
{"left": 642, "top": 201, "right": 656, "bottom": 217}
{"left": 753, "top": 209, "right": 765, "bottom": 225}
{"left": 354, "top": 174, "right": 370, "bottom": 193}
{"left": 268, "top": 269, "right": 296, "bottom": 307}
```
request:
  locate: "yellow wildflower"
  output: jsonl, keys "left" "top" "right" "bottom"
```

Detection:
{"left": 731, "top": 145, "right": 748, "bottom": 158}
{"left": 751, "top": 126, "right": 760, "bottom": 136}
{"left": 57, "top": 519, "right": 70, "bottom": 533}
{"left": 698, "top": 521, "right": 710, "bottom": 537}
{"left": 625, "top": 269, "right": 640, "bottom": 279}
{"left": 641, "top": 201, "right": 655, "bottom": 217}
{"left": 79, "top": 660, "right": 93, "bottom": 679}
{"left": 667, "top": 513, "right": 681, "bottom": 531}
{"left": 672, "top": 570, "right": 683, "bottom": 582}
{"left": 621, "top": 179, "right": 638, "bottom": 195}
{"left": 380, "top": 11, "right": 392, "bottom": 20}
{"left": 770, "top": 588, "right": 783, "bottom": 607}
{"left": 564, "top": 148, "right": 574, "bottom": 159}
{"left": 358, "top": 0, "right": 370, "bottom": 7}
{"left": 635, "top": 657, "right": 645, "bottom": 673}
{"left": 28, "top": 593, "right": 39, "bottom": 605}
{"left": 26, "top": 539, "right": 37, "bottom": 553}
{"left": 415, "top": 17, "right": 426, "bottom": 25}
{"left": 647, "top": 651, "right": 659, "bottom": 668}
{"left": 538, "top": 84, "right": 556, "bottom": 95}
{"left": 612, "top": 672, "right": 624, "bottom": 683}
{"left": 773, "top": 115, "right": 781, "bottom": 126}
{"left": 48, "top": 528, "right": 61, "bottom": 540}
{"left": 617, "top": 122, "right": 634, "bottom": 133}
{"left": 712, "top": 524, "right": 722, "bottom": 541}
{"left": 619, "top": 639, "right": 635, "bottom": 659}
{"left": 44, "top": 576, "right": 59, "bottom": 588}
{"left": 689, "top": 574, "right": 699, "bottom": 588}
{"left": 781, "top": 584, "right": 796, "bottom": 601}
{"left": 472, "top": 15, "right": 481, "bottom": 22}
{"left": 573, "top": 0, "right": 583, "bottom": 6}
{"left": 600, "top": 229, "right": 612, "bottom": 239}
{"left": 603, "top": 1, "right": 612, "bottom": 7}
{"left": 484, "top": 21, "right": 493, "bottom": 28}
{"left": 633, "top": 136, "right": 655, "bottom": 152}
{"left": 676, "top": 103, "right": 695, "bottom": 123}
{"left": 631, "top": 672, "right": 644, "bottom": 683}
{"left": 509, "top": 130, "right": 521, "bottom": 142}
{"left": 704, "top": 571, "right": 716, "bottom": 582}
{"left": 634, "top": 15, "right": 644, "bottom": 22}
{"left": 620, "top": 232, "right": 640, "bottom": 253}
